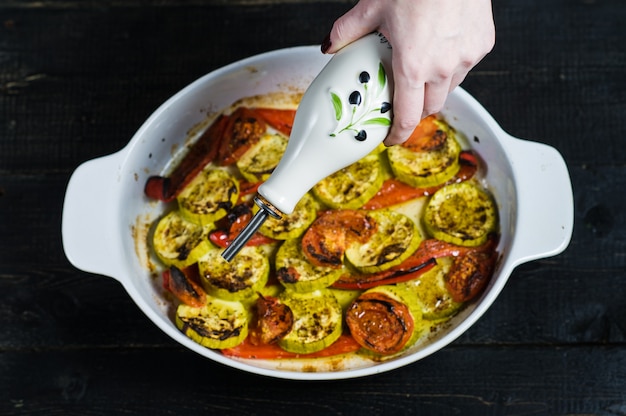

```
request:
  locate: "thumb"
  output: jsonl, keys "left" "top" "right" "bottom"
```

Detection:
{"left": 323, "top": 0, "right": 381, "bottom": 54}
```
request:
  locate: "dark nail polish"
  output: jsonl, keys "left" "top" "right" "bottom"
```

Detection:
{"left": 321, "top": 34, "right": 332, "bottom": 53}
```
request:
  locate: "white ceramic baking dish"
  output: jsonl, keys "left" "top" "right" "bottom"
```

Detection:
{"left": 62, "top": 45, "right": 574, "bottom": 380}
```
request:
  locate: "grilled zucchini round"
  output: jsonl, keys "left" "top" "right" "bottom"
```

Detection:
{"left": 275, "top": 237, "right": 345, "bottom": 293}
{"left": 313, "top": 154, "right": 385, "bottom": 209}
{"left": 236, "top": 132, "right": 288, "bottom": 183}
{"left": 175, "top": 296, "right": 248, "bottom": 349}
{"left": 422, "top": 181, "right": 498, "bottom": 247}
{"left": 198, "top": 246, "right": 269, "bottom": 301}
{"left": 387, "top": 119, "right": 461, "bottom": 188}
{"left": 345, "top": 209, "right": 421, "bottom": 273}
{"left": 398, "top": 256, "right": 463, "bottom": 320}
{"left": 278, "top": 289, "right": 343, "bottom": 354}
{"left": 258, "top": 192, "right": 319, "bottom": 240}
{"left": 152, "top": 210, "right": 212, "bottom": 269}
{"left": 177, "top": 168, "right": 239, "bottom": 226}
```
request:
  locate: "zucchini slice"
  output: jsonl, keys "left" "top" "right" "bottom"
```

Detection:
{"left": 175, "top": 296, "right": 248, "bottom": 349}
{"left": 152, "top": 210, "right": 212, "bottom": 269}
{"left": 275, "top": 237, "right": 345, "bottom": 293}
{"left": 278, "top": 289, "right": 343, "bottom": 354}
{"left": 387, "top": 119, "right": 461, "bottom": 188}
{"left": 345, "top": 209, "right": 421, "bottom": 274}
{"left": 236, "top": 132, "right": 288, "bottom": 183}
{"left": 398, "top": 256, "right": 463, "bottom": 320}
{"left": 177, "top": 168, "right": 239, "bottom": 226}
{"left": 423, "top": 181, "right": 498, "bottom": 247}
{"left": 198, "top": 246, "right": 270, "bottom": 301}
{"left": 259, "top": 192, "right": 319, "bottom": 240}
{"left": 313, "top": 154, "right": 385, "bottom": 209}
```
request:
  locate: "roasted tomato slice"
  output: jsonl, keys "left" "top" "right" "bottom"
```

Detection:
{"left": 445, "top": 248, "right": 497, "bottom": 302}
{"left": 255, "top": 294, "right": 294, "bottom": 345}
{"left": 346, "top": 290, "right": 414, "bottom": 355}
{"left": 301, "top": 209, "right": 376, "bottom": 268}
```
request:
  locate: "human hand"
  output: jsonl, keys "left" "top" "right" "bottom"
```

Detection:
{"left": 322, "top": 0, "right": 495, "bottom": 145}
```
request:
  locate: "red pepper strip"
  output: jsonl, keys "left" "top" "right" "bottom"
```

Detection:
{"left": 144, "top": 114, "right": 230, "bottom": 202}
{"left": 217, "top": 107, "right": 267, "bottom": 166}
{"left": 237, "top": 180, "right": 261, "bottom": 202}
{"left": 221, "top": 333, "right": 361, "bottom": 359}
{"left": 209, "top": 229, "right": 275, "bottom": 249}
{"left": 362, "top": 150, "right": 478, "bottom": 210}
{"left": 209, "top": 203, "right": 277, "bottom": 248}
{"left": 162, "top": 265, "right": 206, "bottom": 307}
{"left": 253, "top": 108, "right": 297, "bottom": 137}
{"left": 332, "top": 259, "right": 437, "bottom": 290}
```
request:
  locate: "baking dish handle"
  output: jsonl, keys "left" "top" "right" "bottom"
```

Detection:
{"left": 62, "top": 151, "right": 127, "bottom": 281}
{"left": 504, "top": 134, "right": 574, "bottom": 266}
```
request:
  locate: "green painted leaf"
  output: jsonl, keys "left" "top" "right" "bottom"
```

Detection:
{"left": 330, "top": 92, "right": 342, "bottom": 121}
{"left": 363, "top": 117, "right": 391, "bottom": 127}
{"left": 377, "top": 62, "right": 386, "bottom": 91}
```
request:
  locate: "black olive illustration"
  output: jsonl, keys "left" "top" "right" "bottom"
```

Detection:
{"left": 359, "top": 71, "right": 370, "bottom": 84}
{"left": 381, "top": 102, "right": 391, "bottom": 113}
{"left": 355, "top": 130, "right": 367, "bottom": 141}
{"left": 349, "top": 91, "right": 362, "bottom": 105}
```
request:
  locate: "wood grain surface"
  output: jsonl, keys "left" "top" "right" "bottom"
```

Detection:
{"left": 1, "top": 0, "right": 625, "bottom": 415}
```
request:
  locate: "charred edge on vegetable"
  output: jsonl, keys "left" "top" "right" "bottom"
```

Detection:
{"left": 304, "top": 243, "right": 343, "bottom": 267}
{"left": 276, "top": 266, "right": 300, "bottom": 284}
{"left": 180, "top": 317, "right": 242, "bottom": 340}
{"left": 169, "top": 266, "right": 201, "bottom": 297}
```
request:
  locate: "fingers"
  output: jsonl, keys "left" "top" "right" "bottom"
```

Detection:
{"left": 323, "top": 0, "right": 382, "bottom": 54}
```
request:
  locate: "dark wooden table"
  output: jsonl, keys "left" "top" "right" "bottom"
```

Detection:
{"left": 1, "top": 0, "right": 625, "bottom": 414}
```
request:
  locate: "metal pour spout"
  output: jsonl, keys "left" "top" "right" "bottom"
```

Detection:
{"left": 221, "top": 196, "right": 281, "bottom": 261}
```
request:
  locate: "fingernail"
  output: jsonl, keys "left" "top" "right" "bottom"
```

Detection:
{"left": 321, "top": 33, "right": 332, "bottom": 54}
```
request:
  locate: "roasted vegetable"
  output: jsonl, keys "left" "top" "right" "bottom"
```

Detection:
{"left": 217, "top": 107, "right": 267, "bottom": 166}
{"left": 445, "top": 248, "right": 497, "bottom": 302}
{"left": 275, "top": 237, "right": 345, "bottom": 292}
{"left": 344, "top": 209, "right": 421, "bottom": 273}
{"left": 345, "top": 285, "right": 419, "bottom": 355}
{"left": 162, "top": 265, "right": 207, "bottom": 308}
{"left": 398, "top": 257, "right": 463, "bottom": 320}
{"left": 301, "top": 209, "right": 376, "bottom": 268}
{"left": 255, "top": 294, "right": 294, "bottom": 345}
{"left": 387, "top": 116, "right": 461, "bottom": 188}
{"left": 423, "top": 181, "right": 498, "bottom": 247}
{"left": 236, "top": 132, "right": 288, "bottom": 183}
{"left": 198, "top": 246, "right": 269, "bottom": 301}
{"left": 175, "top": 296, "right": 249, "bottom": 349}
{"left": 259, "top": 192, "right": 319, "bottom": 240}
{"left": 152, "top": 210, "right": 212, "bottom": 269}
{"left": 177, "top": 168, "right": 239, "bottom": 226}
{"left": 313, "top": 154, "right": 385, "bottom": 209}
{"left": 278, "top": 289, "right": 343, "bottom": 354}
{"left": 144, "top": 114, "right": 229, "bottom": 202}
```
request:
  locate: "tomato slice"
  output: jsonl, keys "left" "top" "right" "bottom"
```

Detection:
{"left": 221, "top": 333, "right": 361, "bottom": 359}
{"left": 345, "top": 290, "right": 414, "bottom": 355}
{"left": 254, "top": 108, "right": 297, "bottom": 137}
{"left": 301, "top": 210, "right": 376, "bottom": 268}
